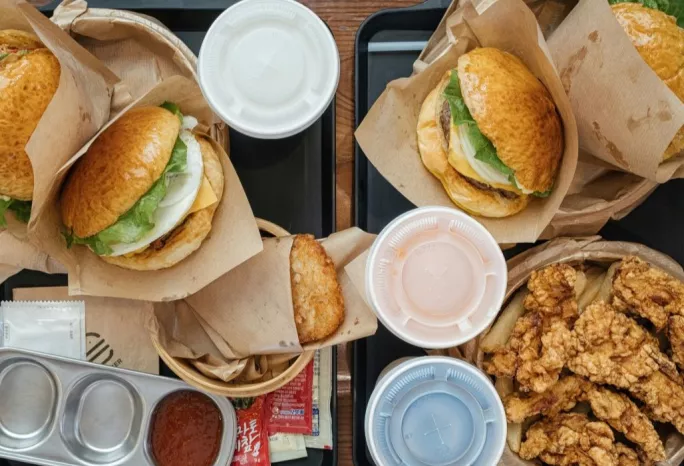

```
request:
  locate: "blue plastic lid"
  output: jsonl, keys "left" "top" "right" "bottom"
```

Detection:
{"left": 365, "top": 356, "right": 506, "bottom": 466}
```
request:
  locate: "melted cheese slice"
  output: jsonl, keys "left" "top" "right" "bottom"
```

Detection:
{"left": 188, "top": 176, "right": 218, "bottom": 214}
{"left": 447, "top": 124, "right": 519, "bottom": 193}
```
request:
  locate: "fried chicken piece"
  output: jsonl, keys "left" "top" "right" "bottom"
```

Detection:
{"left": 518, "top": 319, "right": 573, "bottom": 393}
{"left": 612, "top": 256, "right": 684, "bottom": 330}
{"left": 505, "top": 375, "right": 665, "bottom": 462}
{"left": 485, "top": 264, "right": 578, "bottom": 392}
{"left": 568, "top": 301, "right": 684, "bottom": 435}
{"left": 505, "top": 375, "right": 591, "bottom": 422}
{"left": 290, "top": 234, "right": 344, "bottom": 344}
{"left": 524, "top": 263, "right": 578, "bottom": 321}
{"left": 584, "top": 386, "right": 665, "bottom": 462}
{"left": 615, "top": 444, "right": 640, "bottom": 466}
{"left": 519, "top": 413, "right": 636, "bottom": 466}
{"left": 485, "top": 312, "right": 572, "bottom": 393}
{"left": 629, "top": 370, "right": 684, "bottom": 435}
{"left": 485, "top": 312, "right": 541, "bottom": 379}
{"left": 567, "top": 301, "right": 679, "bottom": 389}
{"left": 668, "top": 315, "right": 684, "bottom": 369}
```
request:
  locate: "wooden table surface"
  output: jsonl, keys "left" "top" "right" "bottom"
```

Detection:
{"left": 298, "top": 1, "right": 422, "bottom": 465}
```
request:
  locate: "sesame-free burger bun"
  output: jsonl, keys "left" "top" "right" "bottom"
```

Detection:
{"left": 458, "top": 48, "right": 563, "bottom": 193}
{"left": 0, "top": 30, "right": 44, "bottom": 53}
{"left": 611, "top": 3, "right": 684, "bottom": 160}
{"left": 417, "top": 79, "right": 530, "bottom": 217}
{"left": 60, "top": 106, "right": 181, "bottom": 238}
{"left": 0, "top": 33, "right": 60, "bottom": 201}
{"left": 102, "top": 137, "right": 224, "bottom": 271}
{"left": 417, "top": 49, "right": 563, "bottom": 218}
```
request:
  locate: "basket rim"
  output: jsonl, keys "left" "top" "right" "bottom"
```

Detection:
{"left": 150, "top": 218, "right": 315, "bottom": 397}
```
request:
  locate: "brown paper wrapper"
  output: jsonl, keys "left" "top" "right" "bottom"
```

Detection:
{"left": 540, "top": 151, "right": 657, "bottom": 238}
{"left": 547, "top": 0, "right": 684, "bottom": 182}
{"left": 148, "top": 228, "right": 378, "bottom": 383}
{"left": 49, "top": 0, "right": 226, "bottom": 146}
{"left": 0, "top": 231, "right": 66, "bottom": 284}
{"left": 28, "top": 76, "right": 263, "bottom": 302}
{"left": 468, "top": 237, "right": 684, "bottom": 465}
{"left": 418, "top": 0, "right": 660, "bottom": 238}
{"left": 356, "top": 0, "right": 579, "bottom": 244}
{"left": 0, "top": 0, "right": 118, "bottom": 224}
{"left": 0, "top": 0, "right": 117, "bottom": 238}
{"left": 52, "top": 0, "right": 197, "bottom": 101}
{"left": 12, "top": 286, "right": 159, "bottom": 374}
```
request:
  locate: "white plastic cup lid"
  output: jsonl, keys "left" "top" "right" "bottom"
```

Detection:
{"left": 365, "top": 357, "right": 506, "bottom": 466}
{"left": 366, "top": 206, "right": 507, "bottom": 349}
{"left": 198, "top": 0, "right": 340, "bottom": 139}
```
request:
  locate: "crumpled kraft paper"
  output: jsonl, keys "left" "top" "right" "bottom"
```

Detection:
{"left": 0, "top": 0, "right": 117, "bottom": 237}
{"left": 355, "top": 0, "right": 579, "bottom": 244}
{"left": 148, "top": 228, "right": 378, "bottom": 383}
{"left": 547, "top": 0, "right": 684, "bottom": 182}
{"left": 416, "top": 0, "right": 659, "bottom": 239}
{"left": 29, "top": 76, "right": 263, "bottom": 302}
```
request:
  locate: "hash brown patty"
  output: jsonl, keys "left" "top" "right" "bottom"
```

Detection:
{"left": 290, "top": 234, "right": 345, "bottom": 344}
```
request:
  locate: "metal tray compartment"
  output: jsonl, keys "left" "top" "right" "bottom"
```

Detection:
{"left": 0, "top": 358, "right": 58, "bottom": 451}
{"left": 352, "top": 1, "right": 684, "bottom": 465}
{"left": 0, "top": 348, "right": 237, "bottom": 466}
{"left": 60, "top": 374, "right": 143, "bottom": 464}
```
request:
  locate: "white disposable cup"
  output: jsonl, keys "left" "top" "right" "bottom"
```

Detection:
{"left": 366, "top": 206, "right": 507, "bottom": 349}
{"left": 198, "top": 0, "right": 340, "bottom": 139}
{"left": 366, "top": 356, "right": 506, "bottom": 466}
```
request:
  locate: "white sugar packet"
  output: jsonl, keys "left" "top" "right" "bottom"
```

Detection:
{"left": 0, "top": 301, "right": 85, "bottom": 360}
{"left": 305, "top": 348, "right": 333, "bottom": 449}
{"left": 268, "top": 433, "right": 308, "bottom": 463}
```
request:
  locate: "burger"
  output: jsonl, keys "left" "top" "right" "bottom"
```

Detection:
{"left": 610, "top": 1, "right": 683, "bottom": 161}
{"left": 417, "top": 47, "right": 563, "bottom": 218}
{"left": 0, "top": 30, "right": 60, "bottom": 227}
{"left": 60, "top": 103, "right": 223, "bottom": 271}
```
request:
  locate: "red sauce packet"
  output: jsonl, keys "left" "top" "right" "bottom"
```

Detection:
{"left": 231, "top": 396, "right": 270, "bottom": 465}
{"left": 266, "top": 360, "right": 314, "bottom": 435}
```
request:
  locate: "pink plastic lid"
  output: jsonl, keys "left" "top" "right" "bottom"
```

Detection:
{"left": 366, "top": 207, "right": 507, "bottom": 349}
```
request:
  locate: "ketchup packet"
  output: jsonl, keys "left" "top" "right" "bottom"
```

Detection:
{"left": 231, "top": 397, "right": 270, "bottom": 465}
{"left": 266, "top": 360, "right": 314, "bottom": 435}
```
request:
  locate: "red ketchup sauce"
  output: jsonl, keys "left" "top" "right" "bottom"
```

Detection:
{"left": 150, "top": 390, "right": 223, "bottom": 466}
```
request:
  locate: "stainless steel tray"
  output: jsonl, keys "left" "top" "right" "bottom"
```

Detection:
{"left": 0, "top": 348, "right": 236, "bottom": 466}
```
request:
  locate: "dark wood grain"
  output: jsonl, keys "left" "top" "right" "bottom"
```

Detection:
{"left": 299, "top": 0, "right": 421, "bottom": 233}
{"left": 297, "top": 2, "right": 423, "bottom": 465}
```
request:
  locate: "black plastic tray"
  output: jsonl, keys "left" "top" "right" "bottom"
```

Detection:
{"left": 351, "top": 1, "right": 684, "bottom": 464}
{"left": 0, "top": 2, "right": 337, "bottom": 465}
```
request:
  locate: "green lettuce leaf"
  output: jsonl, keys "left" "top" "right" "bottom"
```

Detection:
{"left": 8, "top": 200, "right": 31, "bottom": 223}
{"left": 0, "top": 198, "right": 31, "bottom": 227}
{"left": 66, "top": 111, "right": 188, "bottom": 255}
{"left": 443, "top": 72, "right": 473, "bottom": 125}
{"left": 533, "top": 189, "right": 552, "bottom": 198}
{"left": 509, "top": 174, "right": 553, "bottom": 197}
{"left": 467, "top": 125, "right": 515, "bottom": 177}
{"left": 442, "top": 72, "right": 515, "bottom": 177}
{"left": 160, "top": 101, "right": 183, "bottom": 123}
{"left": 0, "top": 53, "right": 8, "bottom": 61}
{"left": 609, "top": 0, "right": 684, "bottom": 27}
{"left": 0, "top": 198, "right": 12, "bottom": 227}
